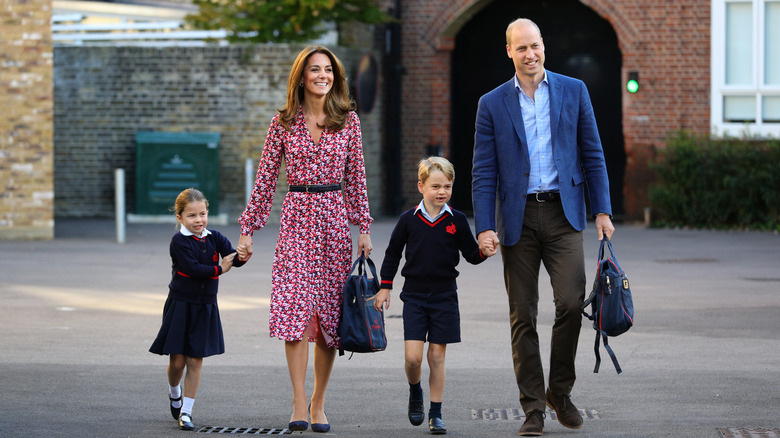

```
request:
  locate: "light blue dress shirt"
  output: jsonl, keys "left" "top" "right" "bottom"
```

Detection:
{"left": 514, "top": 73, "right": 558, "bottom": 194}
{"left": 415, "top": 200, "right": 453, "bottom": 222}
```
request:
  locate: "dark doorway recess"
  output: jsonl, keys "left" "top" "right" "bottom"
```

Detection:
{"left": 450, "top": 0, "right": 625, "bottom": 217}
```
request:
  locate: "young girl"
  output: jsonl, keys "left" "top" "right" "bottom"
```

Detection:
{"left": 373, "top": 157, "right": 491, "bottom": 435}
{"left": 149, "top": 188, "right": 244, "bottom": 430}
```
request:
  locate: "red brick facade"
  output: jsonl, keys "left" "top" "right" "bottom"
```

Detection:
{"left": 393, "top": 0, "right": 710, "bottom": 220}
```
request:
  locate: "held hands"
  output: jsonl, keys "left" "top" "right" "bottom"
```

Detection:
{"left": 373, "top": 288, "right": 390, "bottom": 311}
{"left": 237, "top": 234, "right": 253, "bottom": 262}
{"left": 478, "top": 230, "right": 500, "bottom": 257}
{"left": 221, "top": 252, "right": 236, "bottom": 274}
{"left": 595, "top": 214, "right": 615, "bottom": 241}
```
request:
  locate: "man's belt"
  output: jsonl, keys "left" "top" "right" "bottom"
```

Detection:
{"left": 528, "top": 191, "right": 559, "bottom": 202}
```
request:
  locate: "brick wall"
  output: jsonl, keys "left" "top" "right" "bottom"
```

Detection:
{"left": 583, "top": 0, "right": 710, "bottom": 218}
{"left": 5, "top": 0, "right": 713, "bottom": 233}
{"left": 397, "top": 0, "right": 711, "bottom": 220}
{"left": 0, "top": 0, "right": 54, "bottom": 240}
{"left": 53, "top": 44, "right": 384, "bottom": 223}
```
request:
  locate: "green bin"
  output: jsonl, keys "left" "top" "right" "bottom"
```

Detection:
{"left": 135, "top": 132, "right": 220, "bottom": 215}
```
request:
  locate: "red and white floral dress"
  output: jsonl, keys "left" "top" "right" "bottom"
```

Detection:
{"left": 239, "top": 108, "right": 373, "bottom": 347}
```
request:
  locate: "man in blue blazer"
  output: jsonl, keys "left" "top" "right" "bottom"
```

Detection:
{"left": 472, "top": 18, "right": 615, "bottom": 436}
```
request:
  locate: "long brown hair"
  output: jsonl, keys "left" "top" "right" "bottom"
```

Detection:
{"left": 278, "top": 46, "right": 355, "bottom": 132}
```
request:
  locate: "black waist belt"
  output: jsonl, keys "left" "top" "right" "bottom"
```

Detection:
{"left": 289, "top": 184, "right": 341, "bottom": 193}
{"left": 527, "top": 191, "right": 560, "bottom": 202}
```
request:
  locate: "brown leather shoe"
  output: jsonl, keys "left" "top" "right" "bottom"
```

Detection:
{"left": 518, "top": 409, "right": 545, "bottom": 436}
{"left": 545, "top": 389, "right": 583, "bottom": 429}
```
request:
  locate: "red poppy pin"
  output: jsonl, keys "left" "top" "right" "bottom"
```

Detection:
{"left": 446, "top": 223, "right": 456, "bottom": 234}
{"left": 213, "top": 251, "right": 218, "bottom": 262}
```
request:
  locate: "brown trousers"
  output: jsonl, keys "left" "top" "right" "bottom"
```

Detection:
{"left": 500, "top": 199, "right": 585, "bottom": 413}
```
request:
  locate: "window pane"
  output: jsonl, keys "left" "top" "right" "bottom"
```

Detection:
{"left": 766, "top": 3, "right": 780, "bottom": 85}
{"left": 724, "top": 95, "right": 757, "bottom": 122}
{"left": 763, "top": 96, "right": 780, "bottom": 122}
{"left": 726, "top": 2, "right": 753, "bottom": 85}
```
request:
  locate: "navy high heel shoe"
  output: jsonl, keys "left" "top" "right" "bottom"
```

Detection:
{"left": 309, "top": 404, "right": 330, "bottom": 433}
{"left": 288, "top": 420, "right": 308, "bottom": 432}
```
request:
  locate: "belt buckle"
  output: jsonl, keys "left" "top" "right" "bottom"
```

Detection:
{"left": 535, "top": 192, "right": 546, "bottom": 203}
{"left": 305, "top": 185, "right": 311, "bottom": 193}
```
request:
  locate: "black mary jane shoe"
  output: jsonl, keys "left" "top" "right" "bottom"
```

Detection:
{"left": 169, "top": 395, "right": 182, "bottom": 420}
{"left": 178, "top": 412, "right": 195, "bottom": 431}
{"left": 428, "top": 417, "right": 447, "bottom": 435}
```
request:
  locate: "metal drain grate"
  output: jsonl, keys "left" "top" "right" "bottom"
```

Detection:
{"left": 196, "top": 426, "right": 292, "bottom": 434}
{"left": 471, "top": 408, "right": 600, "bottom": 421}
{"left": 718, "top": 427, "right": 780, "bottom": 438}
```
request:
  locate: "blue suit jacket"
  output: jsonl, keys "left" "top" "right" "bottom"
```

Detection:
{"left": 471, "top": 71, "right": 612, "bottom": 247}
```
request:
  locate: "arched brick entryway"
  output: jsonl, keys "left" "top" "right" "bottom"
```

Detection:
{"left": 395, "top": 0, "right": 639, "bottom": 218}
{"left": 449, "top": 0, "right": 625, "bottom": 216}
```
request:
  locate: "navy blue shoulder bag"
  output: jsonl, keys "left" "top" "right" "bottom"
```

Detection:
{"left": 338, "top": 255, "right": 387, "bottom": 357}
{"left": 582, "top": 235, "right": 634, "bottom": 374}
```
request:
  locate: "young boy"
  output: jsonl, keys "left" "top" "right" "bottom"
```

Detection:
{"left": 373, "top": 157, "right": 493, "bottom": 435}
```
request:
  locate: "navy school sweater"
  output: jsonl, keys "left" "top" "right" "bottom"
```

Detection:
{"left": 168, "top": 229, "right": 245, "bottom": 304}
{"left": 379, "top": 206, "right": 486, "bottom": 293}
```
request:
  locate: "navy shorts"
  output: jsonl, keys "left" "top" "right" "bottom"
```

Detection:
{"left": 400, "top": 289, "right": 461, "bottom": 344}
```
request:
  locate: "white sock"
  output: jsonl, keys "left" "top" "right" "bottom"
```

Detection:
{"left": 182, "top": 397, "right": 195, "bottom": 415}
{"left": 169, "top": 385, "right": 182, "bottom": 408}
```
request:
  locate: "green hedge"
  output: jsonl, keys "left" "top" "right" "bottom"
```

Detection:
{"left": 649, "top": 131, "right": 780, "bottom": 230}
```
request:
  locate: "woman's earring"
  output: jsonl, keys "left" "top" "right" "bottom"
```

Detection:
{"left": 299, "top": 82, "right": 304, "bottom": 87}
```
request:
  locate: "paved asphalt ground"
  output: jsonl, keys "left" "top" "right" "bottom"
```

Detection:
{"left": 1, "top": 218, "right": 779, "bottom": 438}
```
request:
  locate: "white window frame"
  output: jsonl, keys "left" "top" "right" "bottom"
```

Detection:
{"left": 711, "top": 0, "right": 780, "bottom": 137}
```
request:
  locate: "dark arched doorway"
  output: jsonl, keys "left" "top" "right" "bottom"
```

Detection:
{"left": 450, "top": 0, "right": 625, "bottom": 217}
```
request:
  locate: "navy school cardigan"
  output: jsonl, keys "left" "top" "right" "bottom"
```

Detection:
{"left": 167, "top": 230, "right": 245, "bottom": 304}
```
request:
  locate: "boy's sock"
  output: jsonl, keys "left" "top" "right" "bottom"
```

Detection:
{"left": 429, "top": 401, "right": 442, "bottom": 419}
{"left": 182, "top": 397, "right": 195, "bottom": 415}
{"left": 409, "top": 381, "right": 423, "bottom": 401}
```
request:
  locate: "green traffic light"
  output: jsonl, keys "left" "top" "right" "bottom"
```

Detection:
{"left": 627, "top": 79, "right": 639, "bottom": 93}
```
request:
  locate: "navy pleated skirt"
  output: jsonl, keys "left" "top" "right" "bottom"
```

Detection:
{"left": 149, "top": 297, "right": 225, "bottom": 358}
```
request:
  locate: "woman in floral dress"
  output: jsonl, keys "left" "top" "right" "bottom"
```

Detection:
{"left": 236, "top": 46, "right": 373, "bottom": 433}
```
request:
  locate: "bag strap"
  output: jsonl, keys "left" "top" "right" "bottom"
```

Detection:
{"left": 593, "top": 330, "right": 622, "bottom": 374}
{"left": 581, "top": 291, "right": 596, "bottom": 320}
{"left": 582, "top": 258, "right": 604, "bottom": 320}
{"left": 365, "top": 256, "right": 378, "bottom": 282}
{"left": 351, "top": 255, "right": 367, "bottom": 276}
{"left": 597, "top": 234, "right": 613, "bottom": 259}
{"left": 601, "top": 234, "right": 622, "bottom": 266}
{"left": 356, "top": 254, "right": 378, "bottom": 278}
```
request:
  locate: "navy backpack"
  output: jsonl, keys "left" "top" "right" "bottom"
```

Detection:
{"left": 338, "top": 255, "right": 387, "bottom": 357}
{"left": 582, "top": 235, "right": 634, "bottom": 374}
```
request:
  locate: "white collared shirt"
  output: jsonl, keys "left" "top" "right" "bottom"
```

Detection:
{"left": 414, "top": 200, "right": 453, "bottom": 223}
{"left": 179, "top": 227, "right": 212, "bottom": 239}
